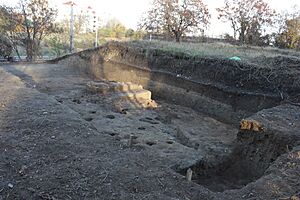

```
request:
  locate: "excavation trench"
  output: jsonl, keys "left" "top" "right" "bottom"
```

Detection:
{"left": 84, "top": 61, "right": 295, "bottom": 193}
{"left": 175, "top": 128, "right": 297, "bottom": 192}
{"left": 52, "top": 44, "right": 299, "bottom": 194}
{"left": 57, "top": 57, "right": 282, "bottom": 124}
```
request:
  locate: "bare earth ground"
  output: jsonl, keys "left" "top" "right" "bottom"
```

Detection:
{"left": 0, "top": 63, "right": 299, "bottom": 200}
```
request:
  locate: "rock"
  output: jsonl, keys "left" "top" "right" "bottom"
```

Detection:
{"left": 240, "top": 119, "right": 264, "bottom": 132}
{"left": 19, "top": 165, "right": 27, "bottom": 176}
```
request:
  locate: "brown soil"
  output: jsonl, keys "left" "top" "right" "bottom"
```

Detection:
{"left": 1, "top": 42, "right": 300, "bottom": 200}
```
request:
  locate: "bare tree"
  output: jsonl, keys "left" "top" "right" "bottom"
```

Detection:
{"left": 74, "top": 11, "right": 89, "bottom": 34}
{"left": 19, "top": 0, "right": 57, "bottom": 61}
{"left": 140, "top": 0, "right": 210, "bottom": 42}
{"left": 217, "top": 0, "right": 276, "bottom": 44}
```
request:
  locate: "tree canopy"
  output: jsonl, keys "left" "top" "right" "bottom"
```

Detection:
{"left": 140, "top": 0, "right": 210, "bottom": 42}
{"left": 217, "top": 0, "right": 276, "bottom": 44}
{"left": 275, "top": 8, "right": 300, "bottom": 49}
{"left": 18, "top": 0, "right": 57, "bottom": 60}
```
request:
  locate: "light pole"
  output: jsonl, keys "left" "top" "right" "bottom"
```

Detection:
{"left": 92, "top": 11, "right": 98, "bottom": 47}
{"left": 95, "top": 26, "right": 98, "bottom": 47}
{"left": 64, "top": 1, "right": 76, "bottom": 53}
{"left": 87, "top": 7, "right": 98, "bottom": 48}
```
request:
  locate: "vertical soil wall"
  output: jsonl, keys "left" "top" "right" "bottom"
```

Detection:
{"left": 53, "top": 43, "right": 290, "bottom": 124}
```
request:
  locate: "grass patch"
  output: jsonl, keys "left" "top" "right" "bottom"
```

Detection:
{"left": 126, "top": 40, "right": 300, "bottom": 64}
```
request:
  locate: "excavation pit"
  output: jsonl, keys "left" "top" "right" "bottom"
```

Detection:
{"left": 41, "top": 41, "right": 300, "bottom": 199}
{"left": 175, "top": 114, "right": 300, "bottom": 193}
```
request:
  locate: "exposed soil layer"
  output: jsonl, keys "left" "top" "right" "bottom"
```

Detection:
{"left": 176, "top": 105, "right": 300, "bottom": 192}
{"left": 53, "top": 41, "right": 300, "bottom": 96}
{"left": 54, "top": 43, "right": 297, "bottom": 124}
{"left": 0, "top": 42, "right": 300, "bottom": 200}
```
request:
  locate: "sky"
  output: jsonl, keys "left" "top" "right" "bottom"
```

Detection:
{"left": 1, "top": 0, "right": 299, "bottom": 37}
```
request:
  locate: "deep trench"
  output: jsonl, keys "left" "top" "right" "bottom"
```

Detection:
{"left": 175, "top": 128, "right": 295, "bottom": 192}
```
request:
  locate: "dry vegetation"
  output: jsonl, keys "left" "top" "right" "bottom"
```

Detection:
{"left": 127, "top": 40, "right": 300, "bottom": 64}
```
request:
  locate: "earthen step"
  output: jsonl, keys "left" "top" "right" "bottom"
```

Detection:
{"left": 135, "top": 98, "right": 158, "bottom": 109}
{"left": 87, "top": 81, "right": 144, "bottom": 94}
{"left": 110, "top": 82, "right": 143, "bottom": 92}
{"left": 111, "top": 90, "right": 152, "bottom": 101}
{"left": 86, "top": 82, "right": 110, "bottom": 94}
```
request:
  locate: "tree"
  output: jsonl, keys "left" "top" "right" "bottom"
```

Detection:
{"left": 0, "top": 6, "right": 24, "bottom": 59}
{"left": 18, "top": 0, "right": 57, "bottom": 61}
{"left": 139, "top": 0, "right": 210, "bottom": 42}
{"left": 74, "top": 11, "right": 89, "bottom": 34}
{"left": 217, "top": 0, "right": 276, "bottom": 44}
{"left": 99, "top": 19, "right": 126, "bottom": 39}
{"left": 125, "top": 29, "right": 135, "bottom": 38}
{"left": 275, "top": 8, "right": 300, "bottom": 49}
{"left": 0, "top": 7, "right": 13, "bottom": 58}
{"left": 0, "top": 35, "right": 13, "bottom": 59}
{"left": 106, "top": 19, "right": 126, "bottom": 38}
{"left": 44, "top": 30, "right": 68, "bottom": 57}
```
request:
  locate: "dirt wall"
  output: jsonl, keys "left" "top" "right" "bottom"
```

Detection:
{"left": 175, "top": 104, "right": 300, "bottom": 193}
{"left": 52, "top": 42, "right": 299, "bottom": 123}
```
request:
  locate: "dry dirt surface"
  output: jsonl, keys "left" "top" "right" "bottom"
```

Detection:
{"left": 0, "top": 63, "right": 299, "bottom": 200}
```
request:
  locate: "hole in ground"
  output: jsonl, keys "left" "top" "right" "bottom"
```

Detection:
{"left": 175, "top": 131, "right": 294, "bottom": 192}
{"left": 72, "top": 99, "right": 81, "bottom": 104}
{"left": 145, "top": 141, "right": 156, "bottom": 146}
{"left": 106, "top": 115, "right": 115, "bottom": 119}
{"left": 84, "top": 117, "right": 93, "bottom": 122}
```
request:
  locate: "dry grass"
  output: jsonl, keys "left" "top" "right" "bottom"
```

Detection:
{"left": 128, "top": 40, "right": 300, "bottom": 63}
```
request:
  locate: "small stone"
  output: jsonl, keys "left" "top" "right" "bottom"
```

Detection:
{"left": 19, "top": 165, "right": 27, "bottom": 176}
{"left": 186, "top": 168, "right": 193, "bottom": 181}
{"left": 51, "top": 136, "right": 56, "bottom": 139}
{"left": 291, "top": 195, "right": 300, "bottom": 200}
{"left": 27, "top": 187, "right": 35, "bottom": 192}
{"left": 8, "top": 183, "right": 13, "bottom": 188}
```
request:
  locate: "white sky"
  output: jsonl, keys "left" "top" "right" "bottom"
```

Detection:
{"left": 1, "top": 0, "right": 299, "bottom": 37}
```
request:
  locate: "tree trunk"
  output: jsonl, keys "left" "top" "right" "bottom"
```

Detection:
{"left": 174, "top": 32, "right": 181, "bottom": 43}
{"left": 14, "top": 46, "right": 21, "bottom": 61}
{"left": 239, "top": 21, "right": 247, "bottom": 44}
{"left": 26, "top": 39, "right": 34, "bottom": 61}
{"left": 26, "top": 39, "right": 41, "bottom": 61}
